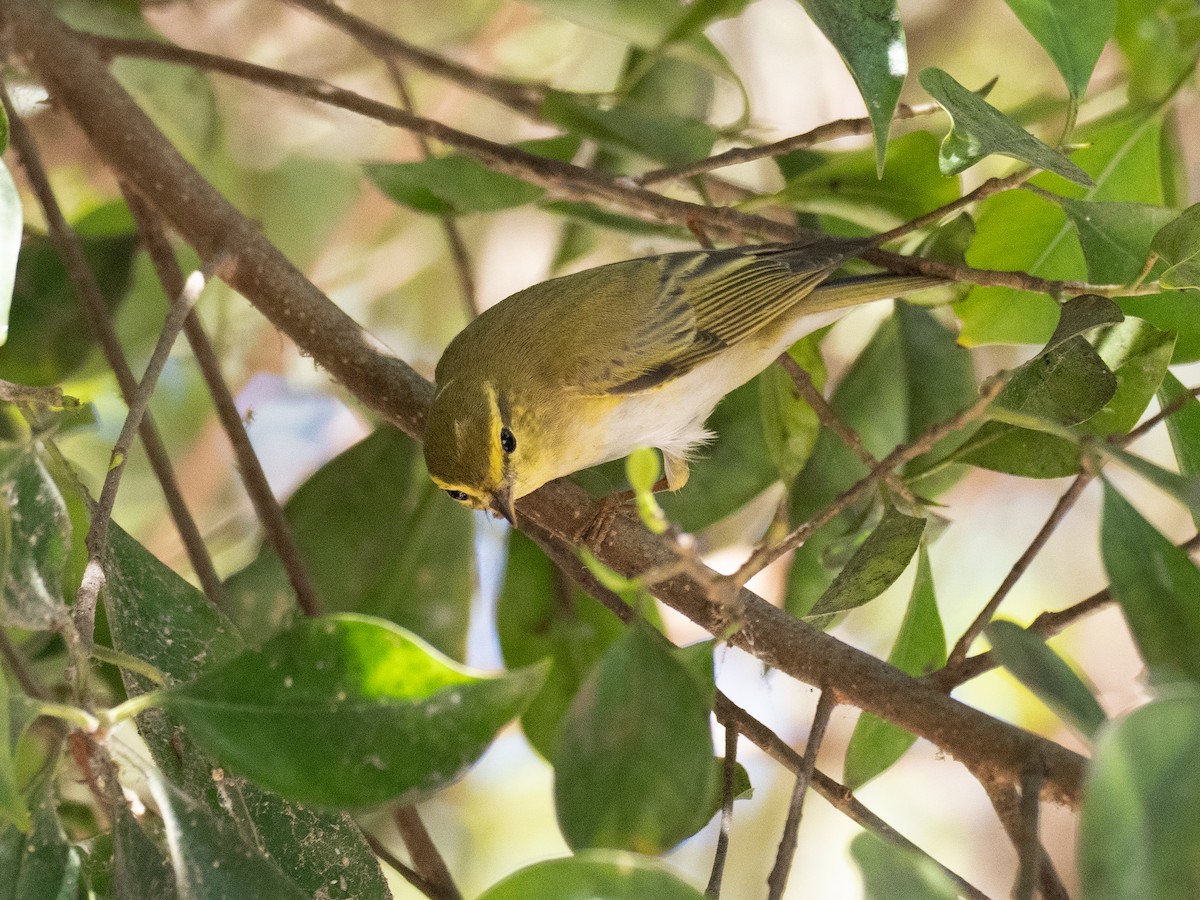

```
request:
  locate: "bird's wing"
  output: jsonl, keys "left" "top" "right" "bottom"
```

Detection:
{"left": 592, "top": 240, "right": 861, "bottom": 395}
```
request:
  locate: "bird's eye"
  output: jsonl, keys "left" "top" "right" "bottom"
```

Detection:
{"left": 499, "top": 426, "right": 517, "bottom": 454}
{"left": 445, "top": 489, "right": 470, "bottom": 503}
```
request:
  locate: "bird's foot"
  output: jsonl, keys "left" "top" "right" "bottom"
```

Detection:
{"left": 577, "top": 489, "right": 637, "bottom": 548}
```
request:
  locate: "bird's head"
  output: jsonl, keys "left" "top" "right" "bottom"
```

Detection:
{"left": 423, "top": 378, "right": 526, "bottom": 524}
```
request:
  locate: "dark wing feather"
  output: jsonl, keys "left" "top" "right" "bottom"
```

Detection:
{"left": 598, "top": 240, "right": 861, "bottom": 394}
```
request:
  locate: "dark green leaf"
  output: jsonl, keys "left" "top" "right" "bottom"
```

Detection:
{"left": 0, "top": 160, "right": 21, "bottom": 347}
{"left": 851, "top": 831, "right": 959, "bottom": 900}
{"left": 1059, "top": 199, "right": 1175, "bottom": 284}
{"left": 918, "top": 68, "right": 1092, "bottom": 185}
{"left": 777, "top": 131, "right": 959, "bottom": 227}
{"left": 1151, "top": 202, "right": 1200, "bottom": 288}
{"left": 0, "top": 451, "right": 71, "bottom": 631}
{"left": 1045, "top": 294, "right": 1125, "bottom": 353}
{"left": 225, "top": 428, "right": 475, "bottom": 657}
{"left": 554, "top": 623, "right": 716, "bottom": 852}
{"left": 497, "top": 530, "right": 625, "bottom": 759}
{"left": 1080, "top": 691, "right": 1200, "bottom": 900}
{"left": 844, "top": 546, "right": 945, "bottom": 788}
{"left": 1081, "top": 317, "right": 1174, "bottom": 436}
{"left": 104, "top": 527, "right": 390, "bottom": 900}
{"left": 0, "top": 781, "right": 81, "bottom": 900}
{"left": 806, "top": 507, "right": 926, "bottom": 624}
{"left": 161, "top": 614, "right": 545, "bottom": 808}
{"left": 0, "top": 214, "right": 138, "bottom": 386}
{"left": 954, "top": 335, "right": 1115, "bottom": 477}
{"left": 1096, "top": 445, "right": 1200, "bottom": 515}
{"left": 1101, "top": 482, "right": 1200, "bottom": 683}
{"left": 365, "top": 136, "right": 580, "bottom": 216}
{"left": 1120, "top": 291, "right": 1200, "bottom": 363}
{"left": 476, "top": 850, "right": 707, "bottom": 900}
{"left": 1002, "top": 0, "right": 1116, "bottom": 96}
{"left": 986, "top": 620, "right": 1106, "bottom": 738}
{"left": 758, "top": 333, "right": 825, "bottom": 484}
{"left": 794, "top": 0, "right": 906, "bottom": 174}
{"left": 541, "top": 92, "right": 716, "bottom": 167}
{"left": 111, "top": 804, "right": 177, "bottom": 900}
{"left": 144, "top": 771, "right": 309, "bottom": 900}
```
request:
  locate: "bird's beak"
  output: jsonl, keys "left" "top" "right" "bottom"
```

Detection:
{"left": 492, "top": 484, "right": 517, "bottom": 527}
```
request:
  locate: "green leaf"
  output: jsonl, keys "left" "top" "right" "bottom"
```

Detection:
{"left": 0, "top": 672, "right": 28, "bottom": 834}
{"left": 777, "top": 131, "right": 960, "bottom": 229}
{"left": 758, "top": 333, "right": 825, "bottom": 485}
{"left": 541, "top": 92, "right": 716, "bottom": 168}
{"left": 476, "top": 850, "right": 707, "bottom": 900}
{"left": 224, "top": 428, "right": 475, "bottom": 657}
{"left": 1080, "top": 690, "right": 1200, "bottom": 900}
{"left": 0, "top": 213, "right": 138, "bottom": 386}
{"left": 144, "top": 770, "right": 309, "bottom": 900}
{"left": 554, "top": 622, "right": 716, "bottom": 852}
{"left": 1151, "top": 202, "right": 1200, "bottom": 288}
{"left": 0, "top": 780, "right": 81, "bottom": 900}
{"left": 103, "top": 527, "right": 391, "bottom": 900}
{"left": 957, "top": 112, "right": 1167, "bottom": 346}
{"left": 161, "top": 614, "right": 545, "bottom": 808}
{"left": 0, "top": 160, "right": 21, "bottom": 347}
{"left": 844, "top": 546, "right": 945, "bottom": 788}
{"left": 918, "top": 68, "right": 1092, "bottom": 185}
{"left": 1115, "top": 0, "right": 1200, "bottom": 106}
{"left": 1059, "top": 199, "right": 1176, "bottom": 284}
{"left": 1045, "top": 294, "right": 1125, "bottom": 352}
{"left": 986, "top": 620, "right": 1107, "bottom": 738}
{"left": 1081, "top": 317, "right": 1174, "bottom": 436}
{"left": 497, "top": 530, "right": 625, "bottom": 759}
{"left": 0, "top": 451, "right": 71, "bottom": 631}
{"left": 1120, "top": 291, "right": 1200, "bottom": 363}
{"left": 1096, "top": 444, "right": 1200, "bottom": 514}
{"left": 1159, "top": 371, "right": 1200, "bottom": 481}
{"left": 851, "top": 831, "right": 960, "bottom": 900}
{"left": 365, "top": 135, "right": 580, "bottom": 216}
{"left": 1101, "top": 482, "right": 1200, "bottom": 683}
{"left": 540, "top": 201, "right": 691, "bottom": 240}
{"left": 1001, "top": 0, "right": 1116, "bottom": 97}
{"left": 954, "top": 335, "right": 1116, "bottom": 477}
{"left": 794, "top": 0, "right": 906, "bottom": 174}
{"left": 806, "top": 507, "right": 926, "bottom": 625}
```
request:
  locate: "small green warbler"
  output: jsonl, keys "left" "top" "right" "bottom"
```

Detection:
{"left": 423, "top": 238, "right": 941, "bottom": 523}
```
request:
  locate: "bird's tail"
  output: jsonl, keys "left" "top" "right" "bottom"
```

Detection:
{"left": 804, "top": 272, "right": 948, "bottom": 313}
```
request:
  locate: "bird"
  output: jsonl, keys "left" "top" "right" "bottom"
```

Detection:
{"left": 422, "top": 237, "right": 943, "bottom": 526}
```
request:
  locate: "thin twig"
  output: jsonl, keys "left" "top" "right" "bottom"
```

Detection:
{"left": 86, "top": 36, "right": 1160, "bottom": 298}
{"left": 362, "top": 831, "right": 442, "bottom": 900}
{"left": 776, "top": 353, "right": 915, "bottom": 504}
{"left": 383, "top": 60, "right": 479, "bottom": 318}
{"left": 766, "top": 687, "right": 836, "bottom": 900}
{"left": 870, "top": 167, "right": 1036, "bottom": 248}
{"left": 1014, "top": 767, "right": 1044, "bottom": 900}
{"left": 73, "top": 263, "right": 215, "bottom": 657}
{"left": 393, "top": 806, "right": 462, "bottom": 900}
{"left": 1, "top": 83, "right": 228, "bottom": 610}
{"left": 714, "top": 694, "right": 990, "bottom": 900}
{"left": 634, "top": 104, "right": 941, "bottom": 187}
{"left": 706, "top": 722, "right": 740, "bottom": 898}
{"left": 945, "top": 472, "right": 1093, "bottom": 670}
{"left": 282, "top": 0, "right": 546, "bottom": 116}
{"left": 122, "top": 188, "right": 323, "bottom": 618}
{"left": 742, "top": 375, "right": 1008, "bottom": 581}
{"left": 976, "top": 771, "right": 1069, "bottom": 900}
